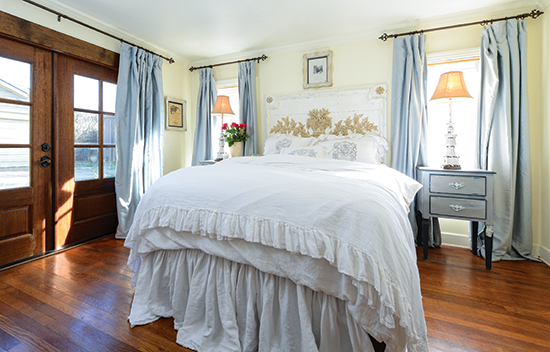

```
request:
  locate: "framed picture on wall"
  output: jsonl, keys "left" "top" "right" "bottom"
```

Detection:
{"left": 165, "top": 96, "right": 187, "bottom": 131}
{"left": 303, "top": 50, "right": 333, "bottom": 89}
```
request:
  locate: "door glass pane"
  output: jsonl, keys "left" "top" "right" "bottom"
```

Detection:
{"left": 103, "top": 82, "right": 117, "bottom": 113}
{"left": 103, "top": 114, "right": 115, "bottom": 145}
{"left": 0, "top": 148, "right": 29, "bottom": 189}
{"left": 74, "top": 112, "right": 98, "bottom": 144}
{"left": 74, "top": 75, "right": 99, "bottom": 111}
{"left": 0, "top": 103, "right": 30, "bottom": 144}
{"left": 103, "top": 147, "right": 116, "bottom": 178}
{"left": 0, "top": 57, "right": 30, "bottom": 102}
{"left": 75, "top": 148, "right": 99, "bottom": 181}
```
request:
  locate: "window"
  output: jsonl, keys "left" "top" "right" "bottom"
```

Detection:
{"left": 0, "top": 56, "right": 31, "bottom": 189}
{"left": 427, "top": 58, "right": 480, "bottom": 170}
{"left": 73, "top": 75, "right": 117, "bottom": 181}
{"left": 217, "top": 80, "right": 240, "bottom": 125}
{"left": 214, "top": 80, "right": 240, "bottom": 157}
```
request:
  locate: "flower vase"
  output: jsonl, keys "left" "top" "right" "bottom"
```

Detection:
{"left": 229, "top": 142, "right": 242, "bottom": 158}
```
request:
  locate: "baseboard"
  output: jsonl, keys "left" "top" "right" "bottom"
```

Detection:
{"left": 441, "top": 232, "right": 470, "bottom": 248}
{"left": 533, "top": 244, "right": 550, "bottom": 267}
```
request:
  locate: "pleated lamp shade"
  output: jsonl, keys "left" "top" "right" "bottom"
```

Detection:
{"left": 430, "top": 71, "right": 473, "bottom": 101}
{"left": 211, "top": 95, "right": 234, "bottom": 116}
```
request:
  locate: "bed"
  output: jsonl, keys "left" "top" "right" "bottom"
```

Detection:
{"left": 125, "top": 85, "right": 429, "bottom": 352}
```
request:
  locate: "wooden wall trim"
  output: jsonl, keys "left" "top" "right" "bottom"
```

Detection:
{"left": 0, "top": 10, "right": 119, "bottom": 69}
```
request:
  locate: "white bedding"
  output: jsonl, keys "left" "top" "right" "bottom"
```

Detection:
{"left": 125, "top": 155, "right": 428, "bottom": 352}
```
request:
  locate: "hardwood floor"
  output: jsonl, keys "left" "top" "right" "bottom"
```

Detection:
{"left": 418, "top": 245, "right": 550, "bottom": 352}
{"left": 0, "top": 235, "right": 548, "bottom": 351}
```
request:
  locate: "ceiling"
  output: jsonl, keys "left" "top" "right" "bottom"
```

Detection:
{"left": 35, "top": 0, "right": 545, "bottom": 65}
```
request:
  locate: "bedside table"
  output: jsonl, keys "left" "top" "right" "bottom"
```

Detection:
{"left": 416, "top": 167, "right": 496, "bottom": 269}
{"left": 199, "top": 160, "right": 217, "bottom": 166}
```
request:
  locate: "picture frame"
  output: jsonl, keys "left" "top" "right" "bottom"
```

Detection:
{"left": 165, "top": 96, "right": 187, "bottom": 131}
{"left": 303, "top": 50, "right": 333, "bottom": 89}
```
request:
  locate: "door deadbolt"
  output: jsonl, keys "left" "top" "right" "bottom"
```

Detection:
{"left": 41, "top": 143, "right": 52, "bottom": 152}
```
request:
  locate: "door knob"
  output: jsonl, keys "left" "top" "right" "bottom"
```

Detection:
{"left": 40, "top": 156, "right": 51, "bottom": 168}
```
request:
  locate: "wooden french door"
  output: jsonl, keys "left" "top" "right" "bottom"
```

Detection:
{"left": 54, "top": 54, "right": 118, "bottom": 248}
{"left": 0, "top": 38, "right": 52, "bottom": 267}
{"left": 0, "top": 36, "right": 118, "bottom": 268}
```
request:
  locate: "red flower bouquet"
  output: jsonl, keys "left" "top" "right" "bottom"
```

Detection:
{"left": 222, "top": 122, "right": 250, "bottom": 147}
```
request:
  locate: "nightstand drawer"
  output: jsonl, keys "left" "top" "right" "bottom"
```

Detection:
{"left": 430, "top": 175, "right": 486, "bottom": 196}
{"left": 430, "top": 196, "right": 487, "bottom": 220}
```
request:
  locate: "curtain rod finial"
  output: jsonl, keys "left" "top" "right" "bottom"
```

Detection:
{"left": 379, "top": 33, "right": 389, "bottom": 41}
{"left": 530, "top": 9, "right": 543, "bottom": 19}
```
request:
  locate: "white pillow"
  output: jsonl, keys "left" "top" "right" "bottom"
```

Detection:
{"left": 264, "top": 135, "right": 315, "bottom": 155}
{"left": 279, "top": 145, "right": 328, "bottom": 159}
{"left": 314, "top": 135, "right": 388, "bottom": 164}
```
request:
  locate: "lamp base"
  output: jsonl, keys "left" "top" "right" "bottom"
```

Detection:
{"left": 442, "top": 164, "right": 461, "bottom": 170}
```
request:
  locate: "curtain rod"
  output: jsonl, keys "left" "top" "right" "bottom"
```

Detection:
{"left": 189, "top": 54, "right": 268, "bottom": 72}
{"left": 20, "top": 0, "right": 175, "bottom": 63}
{"left": 379, "top": 9, "right": 544, "bottom": 41}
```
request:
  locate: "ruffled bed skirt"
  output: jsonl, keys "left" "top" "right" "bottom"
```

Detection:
{"left": 129, "top": 248, "right": 378, "bottom": 352}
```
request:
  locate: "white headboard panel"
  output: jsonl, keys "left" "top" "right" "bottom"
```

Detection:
{"left": 264, "top": 84, "right": 387, "bottom": 140}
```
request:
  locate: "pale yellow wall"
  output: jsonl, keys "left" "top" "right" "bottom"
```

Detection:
{"left": 1, "top": 0, "right": 192, "bottom": 176}
{"left": 540, "top": 4, "right": 550, "bottom": 260}
{"left": 162, "top": 63, "right": 192, "bottom": 174}
{"left": 526, "top": 18, "right": 544, "bottom": 254}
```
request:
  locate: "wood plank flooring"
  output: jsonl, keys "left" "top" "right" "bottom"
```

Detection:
{"left": 0, "top": 234, "right": 549, "bottom": 351}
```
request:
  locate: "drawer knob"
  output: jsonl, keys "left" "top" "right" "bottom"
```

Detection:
{"left": 449, "top": 182, "right": 466, "bottom": 190}
{"left": 449, "top": 204, "right": 466, "bottom": 212}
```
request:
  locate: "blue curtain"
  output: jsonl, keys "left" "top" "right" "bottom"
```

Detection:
{"left": 476, "top": 19, "right": 535, "bottom": 261}
{"left": 114, "top": 43, "right": 164, "bottom": 239}
{"left": 239, "top": 61, "right": 258, "bottom": 156}
{"left": 390, "top": 34, "right": 440, "bottom": 246}
{"left": 191, "top": 68, "right": 218, "bottom": 165}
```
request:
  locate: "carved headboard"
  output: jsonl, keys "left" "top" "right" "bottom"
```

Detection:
{"left": 264, "top": 84, "right": 387, "bottom": 140}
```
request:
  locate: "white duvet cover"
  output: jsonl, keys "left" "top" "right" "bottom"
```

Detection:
{"left": 125, "top": 155, "right": 428, "bottom": 352}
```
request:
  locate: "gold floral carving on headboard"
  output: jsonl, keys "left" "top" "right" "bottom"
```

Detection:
{"left": 270, "top": 109, "right": 379, "bottom": 137}
{"left": 306, "top": 109, "right": 332, "bottom": 137}
{"left": 330, "top": 113, "right": 379, "bottom": 136}
{"left": 270, "top": 117, "right": 312, "bottom": 137}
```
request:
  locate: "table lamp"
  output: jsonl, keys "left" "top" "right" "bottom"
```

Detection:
{"left": 211, "top": 95, "right": 234, "bottom": 161}
{"left": 430, "top": 71, "right": 473, "bottom": 170}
